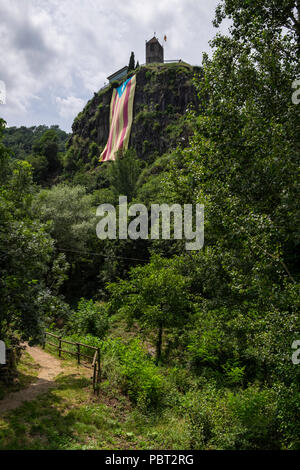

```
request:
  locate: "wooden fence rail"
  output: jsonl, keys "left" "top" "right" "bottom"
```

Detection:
{"left": 43, "top": 332, "right": 101, "bottom": 395}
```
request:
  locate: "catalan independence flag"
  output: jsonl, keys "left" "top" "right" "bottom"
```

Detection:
{"left": 100, "top": 75, "right": 136, "bottom": 162}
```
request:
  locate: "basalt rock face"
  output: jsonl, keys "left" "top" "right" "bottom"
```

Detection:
{"left": 66, "top": 63, "right": 201, "bottom": 173}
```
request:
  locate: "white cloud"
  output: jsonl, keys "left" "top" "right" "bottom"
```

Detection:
{"left": 0, "top": 0, "right": 226, "bottom": 131}
{"left": 56, "top": 96, "right": 85, "bottom": 119}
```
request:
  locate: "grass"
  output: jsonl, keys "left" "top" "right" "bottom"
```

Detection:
{"left": 0, "top": 352, "right": 40, "bottom": 400}
{"left": 0, "top": 348, "right": 190, "bottom": 450}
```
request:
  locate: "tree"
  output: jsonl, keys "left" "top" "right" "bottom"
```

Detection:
{"left": 0, "top": 119, "right": 10, "bottom": 185}
{"left": 108, "top": 255, "right": 192, "bottom": 364}
{"left": 214, "top": 0, "right": 300, "bottom": 53}
{"left": 161, "top": 0, "right": 300, "bottom": 391}
{"left": 25, "top": 153, "right": 48, "bottom": 182}
{"left": 108, "top": 149, "right": 142, "bottom": 202}
{"left": 32, "top": 183, "right": 95, "bottom": 252}
{"left": 128, "top": 51, "right": 135, "bottom": 72}
{"left": 68, "top": 298, "right": 109, "bottom": 339}
{"left": 3, "top": 125, "right": 69, "bottom": 161}
{"left": 31, "top": 183, "right": 99, "bottom": 301}
{"left": 0, "top": 119, "right": 69, "bottom": 346}
{"left": 33, "top": 129, "right": 60, "bottom": 173}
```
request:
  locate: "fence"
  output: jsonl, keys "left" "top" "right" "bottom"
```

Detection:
{"left": 43, "top": 332, "right": 101, "bottom": 395}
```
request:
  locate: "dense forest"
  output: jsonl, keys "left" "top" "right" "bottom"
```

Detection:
{"left": 0, "top": 0, "right": 299, "bottom": 450}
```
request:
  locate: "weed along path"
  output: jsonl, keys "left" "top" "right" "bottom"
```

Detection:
{"left": 0, "top": 345, "right": 63, "bottom": 413}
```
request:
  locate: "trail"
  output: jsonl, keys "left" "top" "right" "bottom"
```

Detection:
{"left": 0, "top": 345, "right": 62, "bottom": 414}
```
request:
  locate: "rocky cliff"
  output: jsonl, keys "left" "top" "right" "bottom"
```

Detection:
{"left": 64, "top": 62, "right": 201, "bottom": 176}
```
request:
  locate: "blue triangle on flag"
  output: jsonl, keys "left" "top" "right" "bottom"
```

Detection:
{"left": 117, "top": 77, "right": 132, "bottom": 98}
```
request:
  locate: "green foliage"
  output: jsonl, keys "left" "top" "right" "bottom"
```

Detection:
{"left": 222, "top": 363, "right": 245, "bottom": 386}
{"left": 32, "top": 130, "right": 59, "bottom": 170}
{"left": 183, "top": 383, "right": 279, "bottom": 450}
{"left": 275, "top": 383, "right": 300, "bottom": 449}
{"left": 61, "top": 332, "right": 102, "bottom": 353}
{"left": 32, "top": 183, "right": 95, "bottom": 251}
{"left": 3, "top": 125, "right": 68, "bottom": 185}
{"left": 25, "top": 153, "right": 48, "bottom": 182}
{"left": 128, "top": 51, "right": 135, "bottom": 72}
{"left": 3, "top": 125, "right": 69, "bottom": 161}
{"left": 135, "top": 109, "right": 157, "bottom": 123}
{"left": 108, "top": 255, "right": 192, "bottom": 363}
{"left": 142, "top": 140, "right": 151, "bottom": 155}
{"left": 107, "top": 149, "right": 142, "bottom": 202}
{"left": 0, "top": 119, "right": 69, "bottom": 347}
{"left": 102, "top": 338, "right": 166, "bottom": 408}
{"left": 88, "top": 142, "right": 100, "bottom": 161}
{"left": 68, "top": 298, "right": 109, "bottom": 339}
{"left": 161, "top": 0, "right": 300, "bottom": 398}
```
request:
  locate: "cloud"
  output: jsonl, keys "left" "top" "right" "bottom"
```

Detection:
{"left": 0, "top": 0, "right": 226, "bottom": 131}
{"left": 56, "top": 96, "right": 85, "bottom": 119}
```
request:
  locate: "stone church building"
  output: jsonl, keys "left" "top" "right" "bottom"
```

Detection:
{"left": 145, "top": 36, "right": 164, "bottom": 64}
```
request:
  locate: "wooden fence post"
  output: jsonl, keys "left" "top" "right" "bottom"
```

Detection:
{"left": 93, "top": 363, "right": 96, "bottom": 393}
{"left": 44, "top": 333, "right": 100, "bottom": 394}
{"left": 77, "top": 343, "right": 80, "bottom": 365}
{"left": 58, "top": 336, "right": 62, "bottom": 358}
{"left": 97, "top": 348, "right": 101, "bottom": 396}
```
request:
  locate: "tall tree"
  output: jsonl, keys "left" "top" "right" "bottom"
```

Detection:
{"left": 161, "top": 0, "right": 300, "bottom": 395}
{"left": 128, "top": 51, "right": 135, "bottom": 71}
{"left": 214, "top": 0, "right": 300, "bottom": 53}
{"left": 108, "top": 149, "right": 142, "bottom": 202}
{"left": 33, "top": 129, "right": 60, "bottom": 173}
{"left": 108, "top": 255, "right": 192, "bottom": 364}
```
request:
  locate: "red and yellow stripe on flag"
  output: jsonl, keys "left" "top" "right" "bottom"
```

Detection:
{"left": 100, "top": 74, "right": 136, "bottom": 162}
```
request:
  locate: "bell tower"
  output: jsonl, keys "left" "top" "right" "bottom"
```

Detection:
{"left": 146, "top": 36, "right": 164, "bottom": 64}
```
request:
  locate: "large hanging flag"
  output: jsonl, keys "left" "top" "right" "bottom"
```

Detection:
{"left": 100, "top": 74, "right": 136, "bottom": 162}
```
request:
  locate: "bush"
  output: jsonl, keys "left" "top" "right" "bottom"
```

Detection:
{"left": 102, "top": 338, "right": 166, "bottom": 409}
{"left": 69, "top": 298, "right": 109, "bottom": 339}
{"left": 275, "top": 383, "right": 300, "bottom": 450}
{"left": 182, "top": 384, "right": 279, "bottom": 450}
{"left": 228, "top": 386, "right": 278, "bottom": 449}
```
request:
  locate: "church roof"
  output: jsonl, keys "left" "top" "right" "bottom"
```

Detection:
{"left": 147, "top": 36, "right": 162, "bottom": 46}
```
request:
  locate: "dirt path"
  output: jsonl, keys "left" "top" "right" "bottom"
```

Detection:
{"left": 0, "top": 345, "right": 63, "bottom": 414}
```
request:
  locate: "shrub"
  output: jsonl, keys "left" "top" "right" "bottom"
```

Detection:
{"left": 69, "top": 298, "right": 109, "bottom": 339}
{"left": 227, "top": 386, "right": 279, "bottom": 449}
{"left": 88, "top": 142, "right": 99, "bottom": 160}
{"left": 182, "top": 384, "right": 279, "bottom": 450}
{"left": 275, "top": 383, "right": 300, "bottom": 450}
{"left": 102, "top": 338, "right": 166, "bottom": 409}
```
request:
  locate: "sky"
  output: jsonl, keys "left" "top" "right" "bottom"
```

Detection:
{"left": 0, "top": 0, "right": 228, "bottom": 132}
